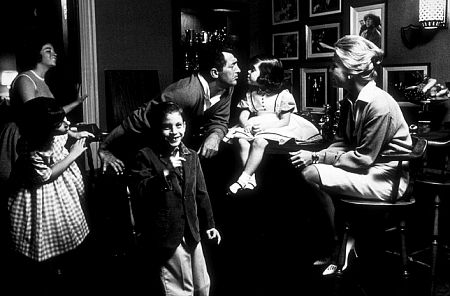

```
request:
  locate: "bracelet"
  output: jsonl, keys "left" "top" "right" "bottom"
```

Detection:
{"left": 311, "top": 152, "right": 319, "bottom": 164}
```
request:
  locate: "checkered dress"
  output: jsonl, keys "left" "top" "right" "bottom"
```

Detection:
{"left": 8, "top": 134, "right": 89, "bottom": 262}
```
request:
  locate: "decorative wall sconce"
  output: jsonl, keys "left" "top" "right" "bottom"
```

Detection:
{"left": 401, "top": 0, "right": 448, "bottom": 49}
{"left": 419, "top": 0, "right": 447, "bottom": 29}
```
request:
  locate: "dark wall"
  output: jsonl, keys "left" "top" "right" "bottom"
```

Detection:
{"left": 93, "top": 0, "right": 450, "bottom": 129}
{"left": 254, "top": 0, "right": 450, "bottom": 123}
{"left": 95, "top": 0, "right": 173, "bottom": 130}
{"left": 384, "top": 0, "right": 450, "bottom": 85}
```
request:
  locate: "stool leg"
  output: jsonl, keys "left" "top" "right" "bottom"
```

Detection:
{"left": 430, "top": 194, "right": 440, "bottom": 296}
{"left": 399, "top": 219, "right": 410, "bottom": 280}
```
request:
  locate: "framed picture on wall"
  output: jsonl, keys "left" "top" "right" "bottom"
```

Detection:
{"left": 350, "top": 3, "right": 385, "bottom": 51}
{"left": 283, "top": 69, "right": 294, "bottom": 94}
{"left": 272, "top": 0, "right": 299, "bottom": 25}
{"left": 382, "top": 64, "right": 430, "bottom": 102}
{"left": 310, "top": 0, "right": 341, "bottom": 17}
{"left": 306, "top": 23, "right": 340, "bottom": 59}
{"left": 300, "top": 68, "right": 328, "bottom": 112}
{"left": 273, "top": 31, "right": 299, "bottom": 60}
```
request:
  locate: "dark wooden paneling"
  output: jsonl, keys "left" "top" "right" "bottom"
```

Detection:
{"left": 104, "top": 70, "right": 160, "bottom": 131}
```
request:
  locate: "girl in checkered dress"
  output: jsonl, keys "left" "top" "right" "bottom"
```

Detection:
{"left": 8, "top": 97, "right": 92, "bottom": 263}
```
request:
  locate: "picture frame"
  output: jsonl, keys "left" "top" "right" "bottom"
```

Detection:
{"left": 283, "top": 69, "right": 294, "bottom": 94}
{"left": 300, "top": 68, "right": 328, "bottom": 112}
{"left": 350, "top": 3, "right": 385, "bottom": 51}
{"left": 305, "top": 23, "right": 340, "bottom": 59}
{"left": 273, "top": 31, "right": 299, "bottom": 60}
{"left": 382, "top": 64, "right": 430, "bottom": 103}
{"left": 310, "top": 0, "right": 341, "bottom": 17}
{"left": 272, "top": 0, "right": 299, "bottom": 25}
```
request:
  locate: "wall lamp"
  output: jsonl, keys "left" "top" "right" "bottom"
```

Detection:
{"left": 0, "top": 70, "right": 18, "bottom": 89}
{"left": 401, "top": 0, "right": 448, "bottom": 49}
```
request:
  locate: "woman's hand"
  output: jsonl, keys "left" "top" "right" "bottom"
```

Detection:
{"left": 289, "top": 150, "right": 313, "bottom": 170}
{"left": 206, "top": 228, "right": 221, "bottom": 245}
{"left": 77, "top": 94, "right": 88, "bottom": 104}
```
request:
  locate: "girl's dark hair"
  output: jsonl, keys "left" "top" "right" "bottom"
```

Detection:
{"left": 250, "top": 55, "right": 284, "bottom": 93}
{"left": 147, "top": 101, "right": 185, "bottom": 130}
{"left": 18, "top": 97, "right": 65, "bottom": 149}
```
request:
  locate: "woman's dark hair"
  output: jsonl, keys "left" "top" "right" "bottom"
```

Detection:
{"left": 18, "top": 37, "right": 56, "bottom": 71}
{"left": 250, "top": 55, "right": 285, "bottom": 93}
{"left": 147, "top": 101, "right": 185, "bottom": 131}
{"left": 18, "top": 97, "right": 65, "bottom": 150}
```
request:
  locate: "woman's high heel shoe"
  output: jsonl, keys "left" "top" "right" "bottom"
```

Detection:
{"left": 322, "top": 236, "right": 357, "bottom": 276}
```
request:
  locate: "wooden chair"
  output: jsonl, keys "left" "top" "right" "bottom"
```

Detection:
{"left": 333, "top": 136, "right": 428, "bottom": 281}
{"left": 412, "top": 137, "right": 450, "bottom": 296}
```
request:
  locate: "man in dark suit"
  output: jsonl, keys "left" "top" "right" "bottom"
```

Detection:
{"left": 98, "top": 44, "right": 241, "bottom": 175}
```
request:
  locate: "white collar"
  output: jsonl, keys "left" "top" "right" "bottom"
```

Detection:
{"left": 198, "top": 73, "right": 210, "bottom": 100}
{"left": 30, "top": 70, "right": 45, "bottom": 81}
{"left": 356, "top": 81, "right": 377, "bottom": 103}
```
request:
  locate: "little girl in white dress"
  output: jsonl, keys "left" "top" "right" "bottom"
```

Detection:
{"left": 224, "top": 55, "right": 320, "bottom": 194}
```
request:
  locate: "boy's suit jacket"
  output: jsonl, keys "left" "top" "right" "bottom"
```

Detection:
{"left": 128, "top": 142, "right": 215, "bottom": 252}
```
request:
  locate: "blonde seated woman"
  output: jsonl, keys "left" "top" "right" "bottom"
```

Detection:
{"left": 290, "top": 35, "right": 412, "bottom": 275}
{"left": 224, "top": 55, "right": 320, "bottom": 195}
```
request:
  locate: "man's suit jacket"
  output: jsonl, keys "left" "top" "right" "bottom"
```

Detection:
{"left": 122, "top": 74, "right": 233, "bottom": 149}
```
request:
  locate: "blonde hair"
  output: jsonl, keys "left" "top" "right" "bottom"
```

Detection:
{"left": 334, "top": 35, "right": 384, "bottom": 83}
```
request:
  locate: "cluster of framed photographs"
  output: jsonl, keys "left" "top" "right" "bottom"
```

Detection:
{"left": 272, "top": 1, "right": 386, "bottom": 60}
{"left": 292, "top": 64, "right": 431, "bottom": 113}
{"left": 272, "top": 1, "right": 406, "bottom": 112}
{"left": 272, "top": 0, "right": 342, "bottom": 112}
{"left": 272, "top": 0, "right": 343, "bottom": 61}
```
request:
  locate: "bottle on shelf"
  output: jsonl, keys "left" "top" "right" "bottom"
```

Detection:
{"left": 319, "top": 104, "right": 335, "bottom": 142}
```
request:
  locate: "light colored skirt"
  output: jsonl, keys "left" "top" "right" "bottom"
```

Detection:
{"left": 224, "top": 113, "right": 321, "bottom": 145}
{"left": 314, "top": 161, "right": 409, "bottom": 201}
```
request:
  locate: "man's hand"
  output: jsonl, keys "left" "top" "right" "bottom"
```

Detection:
{"left": 98, "top": 149, "right": 125, "bottom": 175}
{"left": 69, "top": 130, "right": 95, "bottom": 140}
{"left": 198, "top": 133, "right": 220, "bottom": 159}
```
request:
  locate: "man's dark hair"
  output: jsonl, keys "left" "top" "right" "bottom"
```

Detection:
{"left": 197, "top": 39, "right": 236, "bottom": 73}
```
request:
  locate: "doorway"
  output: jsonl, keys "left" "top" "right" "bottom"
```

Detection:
{"left": 1, "top": 0, "right": 82, "bottom": 123}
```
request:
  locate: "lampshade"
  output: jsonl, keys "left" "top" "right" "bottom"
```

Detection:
{"left": 419, "top": 0, "right": 448, "bottom": 29}
{"left": 0, "top": 70, "right": 18, "bottom": 88}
